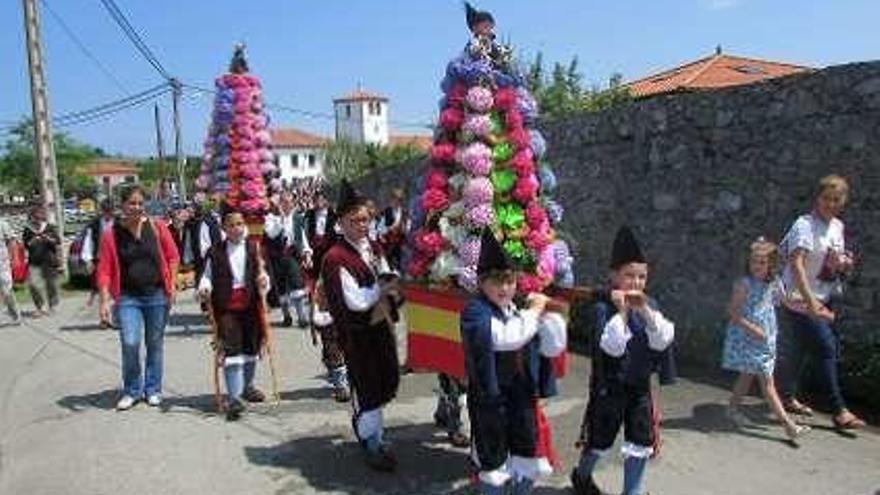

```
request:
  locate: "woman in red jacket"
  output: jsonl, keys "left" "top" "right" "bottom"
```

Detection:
{"left": 97, "top": 185, "right": 179, "bottom": 411}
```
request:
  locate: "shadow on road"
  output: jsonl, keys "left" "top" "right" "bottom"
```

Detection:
{"left": 56, "top": 388, "right": 118, "bottom": 411}
{"left": 244, "top": 422, "right": 474, "bottom": 494}
{"left": 662, "top": 402, "right": 798, "bottom": 448}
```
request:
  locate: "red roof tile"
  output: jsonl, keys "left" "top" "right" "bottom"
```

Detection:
{"left": 388, "top": 134, "right": 432, "bottom": 152}
{"left": 270, "top": 128, "right": 329, "bottom": 148}
{"left": 625, "top": 52, "right": 813, "bottom": 97}
{"left": 333, "top": 88, "right": 389, "bottom": 103}
{"left": 79, "top": 159, "right": 139, "bottom": 176}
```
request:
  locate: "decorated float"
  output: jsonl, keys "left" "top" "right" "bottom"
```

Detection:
{"left": 402, "top": 4, "right": 586, "bottom": 380}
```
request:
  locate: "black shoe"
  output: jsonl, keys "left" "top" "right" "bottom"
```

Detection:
{"left": 225, "top": 399, "right": 246, "bottom": 421}
{"left": 282, "top": 315, "right": 293, "bottom": 327}
{"left": 332, "top": 387, "right": 351, "bottom": 403}
{"left": 242, "top": 387, "right": 266, "bottom": 403}
{"left": 296, "top": 318, "right": 309, "bottom": 328}
{"left": 570, "top": 469, "right": 604, "bottom": 495}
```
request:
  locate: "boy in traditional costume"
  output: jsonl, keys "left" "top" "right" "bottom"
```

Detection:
{"left": 264, "top": 190, "right": 312, "bottom": 327}
{"left": 461, "top": 229, "right": 567, "bottom": 495}
{"left": 321, "top": 180, "right": 403, "bottom": 472}
{"left": 198, "top": 210, "right": 271, "bottom": 421}
{"left": 571, "top": 226, "right": 675, "bottom": 495}
{"left": 310, "top": 277, "right": 350, "bottom": 402}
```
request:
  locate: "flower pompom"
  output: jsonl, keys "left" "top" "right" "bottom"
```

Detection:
{"left": 421, "top": 187, "right": 450, "bottom": 212}
{"left": 524, "top": 223, "right": 552, "bottom": 252}
{"left": 240, "top": 198, "right": 266, "bottom": 214}
{"left": 494, "top": 87, "right": 517, "bottom": 111}
{"left": 510, "top": 149, "right": 535, "bottom": 177}
{"left": 530, "top": 130, "right": 547, "bottom": 159}
{"left": 544, "top": 199, "right": 564, "bottom": 225}
{"left": 425, "top": 167, "right": 448, "bottom": 190}
{"left": 461, "top": 142, "right": 493, "bottom": 176}
{"left": 462, "top": 177, "right": 494, "bottom": 207}
{"left": 463, "top": 113, "right": 492, "bottom": 139}
{"left": 466, "top": 86, "right": 494, "bottom": 113}
{"left": 505, "top": 109, "right": 524, "bottom": 131}
{"left": 552, "top": 239, "right": 575, "bottom": 287}
{"left": 431, "top": 142, "right": 456, "bottom": 164}
{"left": 413, "top": 229, "right": 447, "bottom": 257}
{"left": 407, "top": 255, "right": 432, "bottom": 278}
{"left": 537, "top": 244, "right": 558, "bottom": 281}
{"left": 447, "top": 82, "right": 468, "bottom": 106}
{"left": 538, "top": 166, "right": 558, "bottom": 194}
{"left": 240, "top": 163, "right": 262, "bottom": 179}
{"left": 518, "top": 273, "right": 546, "bottom": 294}
{"left": 440, "top": 107, "right": 465, "bottom": 132}
{"left": 241, "top": 181, "right": 266, "bottom": 199}
{"left": 512, "top": 174, "right": 540, "bottom": 204}
{"left": 508, "top": 127, "right": 531, "bottom": 151}
{"left": 516, "top": 87, "right": 539, "bottom": 122}
{"left": 458, "top": 236, "right": 482, "bottom": 266}
{"left": 457, "top": 265, "right": 479, "bottom": 293}
{"left": 525, "top": 201, "right": 548, "bottom": 228}
{"left": 465, "top": 203, "right": 496, "bottom": 229}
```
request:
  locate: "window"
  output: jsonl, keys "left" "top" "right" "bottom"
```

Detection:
{"left": 375, "top": 102, "right": 381, "bottom": 116}
{"left": 124, "top": 175, "right": 135, "bottom": 183}
{"left": 345, "top": 104, "right": 351, "bottom": 118}
{"left": 308, "top": 154, "right": 316, "bottom": 167}
{"left": 290, "top": 154, "right": 299, "bottom": 168}
{"left": 273, "top": 153, "right": 280, "bottom": 167}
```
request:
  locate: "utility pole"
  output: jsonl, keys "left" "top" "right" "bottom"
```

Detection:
{"left": 154, "top": 103, "right": 166, "bottom": 200}
{"left": 171, "top": 78, "right": 186, "bottom": 202}
{"left": 22, "top": 0, "right": 64, "bottom": 238}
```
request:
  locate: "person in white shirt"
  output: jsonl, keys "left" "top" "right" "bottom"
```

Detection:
{"left": 81, "top": 199, "right": 114, "bottom": 325}
{"left": 264, "top": 191, "right": 312, "bottom": 327}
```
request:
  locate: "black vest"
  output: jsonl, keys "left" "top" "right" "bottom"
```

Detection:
{"left": 208, "top": 240, "right": 259, "bottom": 316}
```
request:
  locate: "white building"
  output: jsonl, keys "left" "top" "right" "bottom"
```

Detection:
{"left": 270, "top": 128, "right": 329, "bottom": 182}
{"left": 333, "top": 87, "right": 390, "bottom": 145}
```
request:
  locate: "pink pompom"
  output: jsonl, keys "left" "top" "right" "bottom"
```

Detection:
{"left": 518, "top": 273, "right": 546, "bottom": 294}
{"left": 538, "top": 244, "right": 557, "bottom": 280}
{"left": 261, "top": 162, "right": 277, "bottom": 175}
{"left": 269, "top": 177, "right": 282, "bottom": 192}
{"left": 195, "top": 175, "right": 210, "bottom": 190}
{"left": 494, "top": 87, "right": 517, "bottom": 111}
{"left": 241, "top": 164, "right": 262, "bottom": 179}
{"left": 421, "top": 188, "right": 450, "bottom": 212}
{"left": 512, "top": 174, "right": 540, "bottom": 204}
{"left": 431, "top": 142, "right": 456, "bottom": 163}
{"left": 457, "top": 266, "right": 479, "bottom": 292}
{"left": 525, "top": 201, "right": 548, "bottom": 228}
{"left": 440, "top": 107, "right": 465, "bottom": 132}
{"left": 466, "top": 86, "right": 494, "bottom": 113}
{"left": 463, "top": 113, "right": 492, "bottom": 138}
{"left": 506, "top": 109, "right": 524, "bottom": 130}
{"left": 254, "top": 130, "right": 271, "bottom": 146}
{"left": 461, "top": 142, "right": 492, "bottom": 176}
{"left": 510, "top": 149, "right": 535, "bottom": 177}
{"left": 524, "top": 223, "right": 552, "bottom": 252}
{"left": 458, "top": 236, "right": 482, "bottom": 266}
{"left": 509, "top": 127, "right": 530, "bottom": 150}
{"left": 413, "top": 229, "right": 447, "bottom": 257}
{"left": 241, "top": 181, "right": 266, "bottom": 199}
{"left": 448, "top": 83, "right": 468, "bottom": 105}
{"left": 463, "top": 177, "right": 494, "bottom": 207}
{"left": 465, "top": 203, "right": 495, "bottom": 228}
{"left": 260, "top": 149, "right": 274, "bottom": 162}
{"left": 240, "top": 198, "right": 266, "bottom": 214}
{"left": 425, "top": 167, "right": 448, "bottom": 190}
{"left": 407, "top": 255, "right": 432, "bottom": 278}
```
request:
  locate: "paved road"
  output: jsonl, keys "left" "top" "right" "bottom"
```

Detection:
{"left": 0, "top": 292, "right": 878, "bottom": 495}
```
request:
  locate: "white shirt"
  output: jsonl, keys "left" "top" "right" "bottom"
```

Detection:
{"left": 199, "top": 215, "right": 226, "bottom": 259}
{"left": 198, "top": 240, "right": 251, "bottom": 293}
{"left": 780, "top": 213, "right": 845, "bottom": 303}
{"left": 314, "top": 208, "right": 328, "bottom": 237}
{"left": 265, "top": 210, "right": 312, "bottom": 254}
{"left": 599, "top": 308, "right": 675, "bottom": 358}
{"left": 340, "top": 237, "right": 393, "bottom": 312}
{"left": 80, "top": 217, "right": 114, "bottom": 263}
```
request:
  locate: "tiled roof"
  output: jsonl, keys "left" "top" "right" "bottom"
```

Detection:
{"left": 270, "top": 128, "right": 329, "bottom": 148}
{"left": 79, "top": 159, "right": 139, "bottom": 176}
{"left": 388, "top": 134, "right": 433, "bottom": 152}
{"left": 625, "top": 52, "right": 813, "bottom": 98}
{"left": 333, "top": 88, "right": 389, "bottom": 103}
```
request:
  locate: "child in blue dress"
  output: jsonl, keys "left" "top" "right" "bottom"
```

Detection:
{"left": 721, "top": 237, "right": 809, "bottom": 441}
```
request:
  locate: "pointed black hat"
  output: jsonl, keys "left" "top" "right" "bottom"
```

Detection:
{"left": 229, "top": 43, "right": 249, "bottom": 74}
{"left": 610, "top": 225, "right": 646, "bottom": 269}
{"left": 336, "top": 179, "right": 368, "bottom": 215}
{"left": 477, "top": 228, "right": 513, "bottom": 277}
{"left": 464, "top": 2, "right": 495, "bottom": 32}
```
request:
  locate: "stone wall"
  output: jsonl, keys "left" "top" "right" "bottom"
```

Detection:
{"left": 355, "top": 60, "right": 880, "bottom": 407}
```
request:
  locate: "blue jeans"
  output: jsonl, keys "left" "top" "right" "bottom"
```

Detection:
{"left": 116, "top": 291, "right": 168, "bottom": 398}
{"left": 777, "top": 308, "right": 846, "bottom": 413}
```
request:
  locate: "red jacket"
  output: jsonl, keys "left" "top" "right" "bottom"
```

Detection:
{"left": 96, "top": 218, "right": 180, "bottom": 300}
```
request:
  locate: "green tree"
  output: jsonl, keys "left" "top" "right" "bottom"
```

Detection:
{"left": 323, "top": 139, "right": 426, "bottom": 183}
{"left": 0, "top": 119, "right": 102, "bottom": 198}
{"left": 136, "top": 155, "right": 201, "bottom": 199}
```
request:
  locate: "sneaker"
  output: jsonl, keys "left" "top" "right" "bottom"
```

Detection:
{"left": 282, "top": 315, "right": 293, "bottom": 327}
{"left": 448, "top": 430, "right": 470, "bottom": 448}
{"left": 146, "top": 394, "right": 162, "bottom": 407}
{"left": 226, "top": 398, "right": 246, "bottom": 421}
{"left": 570, "top": 469, "right": 605, "bottom": 495}
{"left": 785, "top": 423, "right": 811, "bottom": 442}
{"left": 242, "top": 387, "right": 266, "bottom": 403}
{"left": 332, "top": 386, "right": 351, "bottom": 403}
{"left": 116, "top": 395, "right": 137, "bottom": 411}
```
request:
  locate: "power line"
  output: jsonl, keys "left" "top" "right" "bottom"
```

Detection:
{"left": 98, "top": 0, "right": 171, "bottom": 81}
{"left": 40, "top": 0, "right": 129, "bottom": 94}
{"left": 55, "top": 86, "right": 170, "bottom": 129}
{"left": 54, "top": 83, "right": 167, "bottom": 124}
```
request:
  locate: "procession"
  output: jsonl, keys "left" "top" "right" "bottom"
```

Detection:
{"left": 1, "top": 1, "right": 879, "bottom": 495}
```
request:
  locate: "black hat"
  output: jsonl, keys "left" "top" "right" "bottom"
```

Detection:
{"left": 229, "top": 43, "right": 249, "bottom": 74}
{"left": 464, "top": 2, "right": 495, "bottom": 32}
{"left": 610, "top": 226, "right": 646, "bottom": 269}
{"left": 337, "top": 179, "right": 368, "bottom": 215}
{"left": 477, "top": 228, "right": 513, "bottom": 277}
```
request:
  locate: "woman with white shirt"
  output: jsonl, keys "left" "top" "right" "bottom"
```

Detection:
{"left": 777, "top": 174, "right": 864, "bottom": 430}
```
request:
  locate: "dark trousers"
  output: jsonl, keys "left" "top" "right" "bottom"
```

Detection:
{"left": 777, "top": 308, "right": 846, "bottom": 413}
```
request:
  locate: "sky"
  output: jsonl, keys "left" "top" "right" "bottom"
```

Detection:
{"left": 1, "top": 0, "right": 878, "bottom": 158}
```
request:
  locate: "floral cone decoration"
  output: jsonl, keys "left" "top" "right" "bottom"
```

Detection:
{"left": 406, "top": 11, "right": 575, "bottom": 293}
{"left": 197, "top": 44, "right": 278, "bottom": 220}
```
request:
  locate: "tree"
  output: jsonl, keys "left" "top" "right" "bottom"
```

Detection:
{"left": 0, "top": 118, "right": 103, "bottom": 198}
{"left": 323, "top": 139, "right": 426, "bottom": 183}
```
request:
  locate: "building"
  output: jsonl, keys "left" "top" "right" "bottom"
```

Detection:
{"left": 79, "top": 158, "right": 139, "bottom": 196}
{"left": 333, "top": 87, "right": 390, "bottom": 145}
{"left": 270, "top": 128, "right": 329, "bottom": 182}
{"left": 624, "top": 47, "right": 813, "bottom": 98}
